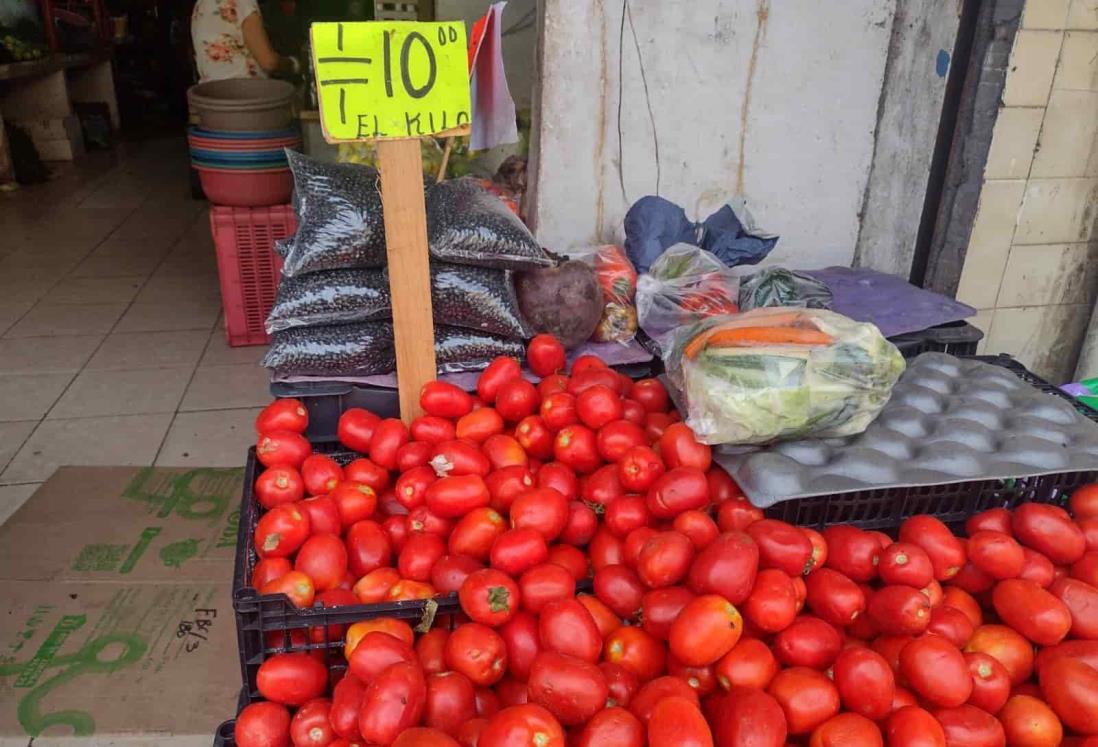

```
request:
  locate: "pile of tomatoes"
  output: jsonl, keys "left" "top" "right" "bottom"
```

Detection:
{"left": 238, "top": 333, "right": 1098, "bottom": 747}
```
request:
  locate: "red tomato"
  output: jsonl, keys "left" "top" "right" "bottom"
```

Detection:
{"left": 294, "top": 533, "right": 348, "bottom": 591}
{"left": 558, "top": 501, "right": 598, "bottom": 547}
{"left": 809, "top": 713, "right": 883, "bottom": 747}
{"left": 968, "top": 531, "right": 1025, "bottom": 580}
{"left": 687, "top": 530, "right": 759, "bottom": 605}
{"left": 601, "top": 661, "right": 640, "bottom": 706}
{"left": 424, "top": 475, "right": 490, "bottom": 518}
{"left": 673, "top": 510, "right": 720, "bottom": 549}
{"left": 392, "top": 727, "right": 461, "bottom": 746}
{"left": 1079, "top": 518, "right": 1098, "bottom": 552}
{"left": 885, "top": 706, "right": 946, "bottom": 747}
{"left": 423, "top": 671, "right": 477, "bottom": 736}
{"left": 297, "top": 494, "right": 341, "bottom": 536}
{"left": 338, "top": 408, "right": 381, "bottom": 452}
{"left": 659, "top": 423, "right": 712, "bottom": 471}
{"left": 431, "top": 554, "right": 482, "bottom": 595}
{"left": 706, "top": 468, "right": 743, "bottom": 503}
{"left": 715, "top": 638, "right": 779, "bottom": 691}
{"left": 647, "top": 467, "right": 708, "bottom": 519}
{"left": 707, "top": 688, "right": 787, "bottom": 747}
{"left": 477, "top": 704, "right": 564, "bottom": 747}
{"left": 487, "top": 465, "right": 535, "bottom": 512}
{"left": 252, "top": 557, "right": 291, "bottom": 589}
{"left": 669, "top": 594, "right": 743, "bottom": 667}
{"left": 1049, "top": 577, "right": 1098, "bottom": 639}
{"left": 540, "top": 392, "right": 578, "bottom": 432}
{"left": 518, "top": 563, "right": 574, "bottom": 614}
{"left": 349, "top": 630, "right": 417, "bottom": 683}
{"left": 491, "top": 528, "right": 549, "bottom": 577}
{"left": 416, "top": 628, "right": 450, "bottom": 675}
{"left": 535, "top": 462, "right": 577, "bottom": 499}
{"left": 255, "top": 504, "right": 311, "bottom": 558}
{"left": 617, "top": 445, "right": 665, "bottom": 492}
{"left": 495, "top": 379, "right": 540, "bottom": 423}
{"left": 553, "top": 425, "right": 600, "bottom": 473}
{"left": 256, "top": 466, "right": 305, "bottom": 509}
{"left": 622, "top": 526, "right": 656, "bottom": 567}
{"left": 526, "top": 651, "right": 608, "bottom": 726}
{"left": 574, "top": 385, "right": 624, "bottom": 430}
{"left": 1038, "top": 655, "right": 1098, "bottom": 735}
{"left": 429, "top": 440, "right": 489, "bottom": 478}
{"left": 805, "top": 567, "right": 866, "bottom": 628}
{"left": 510, "top": 488, "right": 569, "bottom": 541}
{"left": 878, "top": 542, "right": 934, "bottom": 588}
{"left": 256, "top": 398, "right": 309, "bottom": 435}
{"left": 997, "top": 695, "right": 1062, "bottom": 747}
{"left": 357, "top": 661, "right": 427, "bottom": 745}
{"left": 648, "top": 696, "right": 713, "bottom": 747}
{"left": 636, "top": 531, "right": 695, "bottom": 588}
{"left": 344, "top": 457, "right": 389, "bottom": 492}
{"left": 261, "top": 570, "right": 315, "bottom": 608}
{"left": 768, "top": 666, "right": 841, "bottom": 735}
{"left": 235, "top": 701, "right": 291, "bottom": 747}
{"left": 868, "top": 586, "right": 930, "bottom": 636}
{"left": 605, "top": 626, "right": 665, "bottom": 683}
{"left": 596, "top": 419, "right": 646, "bottom": 462}
{"left": 515, "top": 416, "right": 553, "bottom": 460}
{"left": 411, "top": 415, "right": 457, "bottom": 445}
{"left": 638, "top": 586, "right": 693, "bottom": 641}
{"left": 991, "top": 578, "right": 1071, "bottom": 646}
{"left": 773, "top": 615, "right": 843, "bottom": 670}
{"left": 367, "top": 418, "right": 408, "bottom": 471}
{"left": 481, "top": 434, "right": 528, "bottom": 471}
{"left": 421, "top": 381, "right": 475, "bottom": 419}
{"left": 965, "top": 624, "right": 1034, "bottom": 685}
{"left": 899, "top": 635, "right": 972, "bottom": 707}
{"left": 1074, "top": 551, "right": 1098, "bottom": 587}
{"left": 899, "top": 515, "right": 966, "bottom": 581}
{"left": 526, "top": 335, "right": 566, "bottom": 377}
{"left": 456, "top": 408, "right": 506, "bottom": 443}
{"left": 546, "top": 544, "right": 588, "bottom": 581}
{"left": 594, "top": 564, "right": 645, "bottom": 619}
{"left": 942, "top": 587, "right": 983, "bottom": 628}
{"left": 257, "top": 430, "right": 312, "bottom": 469}
{"left": 570, "top": 354, "right": 608, "bottom": 375}
{"left": 622, "top": 398, "right": 647, "bottom": 425}
{"left": 799, "top": 526, "right": 828, "bottom": 572}
{"left": 966, "top": 507, "right": 1014, "bottom": 536}
{"left": 1013, "top": 502, "right": 1086, "bottom": 566}
{"left": 645, "top": 412, "right": 675, "bottom": 441}
{"left": 345, "top": 519, "right": 392, "bottom": 577}
{"left": 455, "top": 567, "right": 518, "bottom": 626}
{"left": 449, "top": 507, "right": 506, "bottom": 560}
{"left": 629, "top": 676, "right": 699, "bottom": 725}
{"left": 257, "top": 653, "right": 327, "bottom": 705}
{"left": 475, "top": 688, "right": 501, "bottom": 719}
{"left": 567, "top": 368, "right": 623, "bottom": 396}
{"left": 823, "top": 525, "right": 881, "bottom": 582}
{"left": 477, "top": 357, "right": 522, "bottom": 404}
{"left": 869, "top": 635, "right": 913, "bottom": 677}
{"left": 329, "top": 674, "right": 366, "bottom": 739}
{"left": 833, "top": 646, "right": 895, "bottom": 720}
{"left": 927, "top": 605, "right": 975, "bottom": 648}
{"left": 329, "top": 481, "right": 376, "bottom": 528}
{"left": 1070, "top": 483, "right": 1098, "bottom": 520}
{"left": 588, "top": 527, "right": 624, "bottom": 570}
{"left": 396, "top": 442, "right": 432, "bottom": 473}
{"left": 717, "top": 499, "right": 763, "bottom": 532}
{"left": 537, "top": 374, "right": 569, "bottom": 399}
{"left": 353, "top": 567, "right": 400, "bottom": 603}
{"left": 445, "top": 623, "right": 507, "bottom": 686}
{"left": 394, "top": 465, "right": 435, "bottom": 511}
{"left": 575, "top": 707, "right": 644, "bottom": 747}
{"left": 630, "top": 378, "right": 670, "bottom": 413}
{"left": 933, "top": 705, "right": 1005, "bottom": 747}
{"left": 744, "top": 568, "right": 798, "bottom": 634}
{"left": 408, "top": 505, "right": 453, "bottom": 537}
{"left": 747, "top": 519, "right": 814, "bottom": 577}
{"left": 397, "top": 532, "right": 444, "bottom": 582}
{"left": 965, "top": 651, "right": 1011, "bottom": 714}
{"left": 497, "top": 610, "right": 541, "bottom": 682}
{"left": 537, "top": 597, "right": 602, "bottom": 664}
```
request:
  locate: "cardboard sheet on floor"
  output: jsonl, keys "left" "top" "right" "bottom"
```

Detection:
{"left": 0, "top": 466, "right": 244, "bottom": 744}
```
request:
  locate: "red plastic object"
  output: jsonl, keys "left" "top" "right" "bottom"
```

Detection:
{"left": 197, "top": 167, "right": 292, "bottom": 208}
{"left": 210, "top": 206, "right": 295, "bottom": 347}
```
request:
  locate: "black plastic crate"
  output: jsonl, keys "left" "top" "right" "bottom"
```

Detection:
{"left": 888, "top": 320, "right": 983, "bottom": 359}
{"left": 270, "top": 359, "right": 659, "bottom": 443}
{"left": 213, "top": 719, "right": 233, "bottom": 747}
{"left": 764, "top": 354, "right": 1098, "bottom": 530}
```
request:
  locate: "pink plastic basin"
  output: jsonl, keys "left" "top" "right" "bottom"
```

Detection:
{"left": 196, "top": 167, "right": 292, "bottom": 208}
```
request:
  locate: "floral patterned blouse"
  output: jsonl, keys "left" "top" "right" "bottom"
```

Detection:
{"left": 191, "top": 0, "right": 265, "bottom": 82}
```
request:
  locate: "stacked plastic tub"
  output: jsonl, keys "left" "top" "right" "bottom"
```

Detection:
{"left": 187, "top": 79, "right": 300, "bottom": 346}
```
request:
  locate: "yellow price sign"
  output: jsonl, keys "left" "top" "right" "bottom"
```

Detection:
{"left": 310, "top": 21, "right": 471, "bottom": 142}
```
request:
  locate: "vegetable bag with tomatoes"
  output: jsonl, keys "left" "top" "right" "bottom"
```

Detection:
{"left": 665, "top": 307, "right": 904, "bottom": 445}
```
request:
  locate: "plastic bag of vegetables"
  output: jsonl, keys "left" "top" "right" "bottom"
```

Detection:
{"left": 635, "top": 244, "right": 740, "bottom": 349}
{"left": 664, "top": 308, "right": 905, "bottom": 445}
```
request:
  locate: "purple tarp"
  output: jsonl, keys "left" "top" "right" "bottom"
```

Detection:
{"left": 804, "top": 266, "right": 975, "bottom": 338}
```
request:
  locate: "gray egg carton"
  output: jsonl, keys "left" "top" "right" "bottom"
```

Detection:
{"left": 715, "top": 353, "right": 1098, "bottom": 508}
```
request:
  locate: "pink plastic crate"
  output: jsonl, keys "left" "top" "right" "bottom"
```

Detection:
{"left": 210, "top": 205, "right": 295, "bottom": 347}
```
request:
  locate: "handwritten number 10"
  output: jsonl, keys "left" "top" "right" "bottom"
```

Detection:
{"left": 381, "top": 26, "right": 455, "bottom": 101}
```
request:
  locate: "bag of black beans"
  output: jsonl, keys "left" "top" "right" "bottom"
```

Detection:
{"left": 426, "top": 177, "right": 552, "bottom": 270}
{"left": 279, "top": 152, "right": 387, "bottom": 277}
{"left": 263, "top": 322, "right": 395, "bottom": 377}
{"left": 436, "top": 325, "right": 526, "bottom": 374}
{"left": 424, "top": 263, "right": 530, "bottom": 339}
{"left": 266, "top": 269, "right": 391, "bottom": 333}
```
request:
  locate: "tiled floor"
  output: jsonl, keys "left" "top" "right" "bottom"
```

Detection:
{"left": 0, "top": 138, "right": 269, "bottom": 524}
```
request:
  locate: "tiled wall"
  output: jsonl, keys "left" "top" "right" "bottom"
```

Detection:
{"left": 955, "top": 0, "right": 1098, "bottom": 382}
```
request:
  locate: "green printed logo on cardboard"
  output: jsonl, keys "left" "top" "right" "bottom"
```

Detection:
{"left": 123, "top": 466, "right": 243, "bottom": 522}
{"left": 70, "top": 527, "right": 162, "bottom": 574}
{"left": 0, "top": 615, "right": 147, "bottom": 737}
{"left": 159, "top": 538, "right": 201, "bottom": 569}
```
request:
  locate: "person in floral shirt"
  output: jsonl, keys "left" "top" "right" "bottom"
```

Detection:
{"left": 191, "top": 0, "right": 298, "bottom": 82}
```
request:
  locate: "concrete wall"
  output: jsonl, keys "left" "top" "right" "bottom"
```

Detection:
{"left": 954, "top": 0, "right": 1098, "bottom": 382}
{"left": 436, "top": 0, "right": 537, "bottom": 109}
{"left": 528, "top": 0, "right": 917, "bottom": 270}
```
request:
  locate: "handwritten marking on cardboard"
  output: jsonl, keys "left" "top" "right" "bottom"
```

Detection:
{"left": 312, "top": 21, "right": 471, "bottom": 142}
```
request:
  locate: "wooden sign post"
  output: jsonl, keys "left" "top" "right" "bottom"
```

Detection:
{"left": 311, "top": 20, "right": 471, "bottom": 422}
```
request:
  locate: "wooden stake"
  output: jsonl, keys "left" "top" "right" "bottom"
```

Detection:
{"left": 376, "top": 138, "right": 437, "bottom": 422}
{"left": 436, "top": 136, "right": 454, "bottom": 184}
